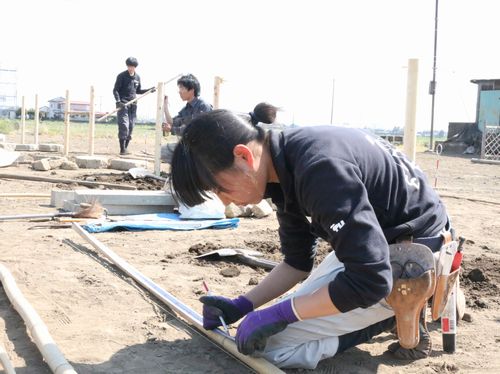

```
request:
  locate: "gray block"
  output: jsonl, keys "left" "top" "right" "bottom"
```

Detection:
{"left": 15, "top": 144, "right": 39, "bottom": 151}
{"left": 50, "top": 189, "right": 77, "bottom": 208}
{"left": 73, "top": 190, "right": 176, "bottom": 206}
{"left": 39, "top": 143, "right": 63, "bottom": 152}
{"left": 61, "top": 161, "right": 79, "bottom": 170}
{"left": 75, "top": 156, "right": 109, "bottom": 169}
{"left": 101, "top": 204, "right": 174, "bottom": 215}
{"left": 109, "top": 158, "right": 148, "bottom": 171}
{"left": 32, "top": 159, "right": 51, "bottom": 171}
{"left": 48, "top": 157, "right": 67, "bottom": 169}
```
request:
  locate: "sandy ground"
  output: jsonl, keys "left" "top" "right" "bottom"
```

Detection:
{"left": 0, "top": 132, "right": 499, "bottom": 373}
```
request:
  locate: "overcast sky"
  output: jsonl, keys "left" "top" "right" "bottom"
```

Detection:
{"left": 1, "top": 0, "right": 498, "bottom": 130}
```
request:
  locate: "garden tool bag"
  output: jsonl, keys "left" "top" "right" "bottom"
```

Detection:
{"left": 386, "top": 242, "right": 436, "bottom": 349}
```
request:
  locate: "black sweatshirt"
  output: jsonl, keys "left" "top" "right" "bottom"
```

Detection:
{"left": 113, "top": 70, "right": 149, "bottom": 103}
{"left": 265, "top": 126, "right": 447, "bottom": 313}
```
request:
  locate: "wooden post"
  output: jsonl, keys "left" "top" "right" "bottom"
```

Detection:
{"left": 20, "top": 96, "right": 26, "bottom": 144}
{"left": 154, "top": 82, "right": 163, "bottom": 176}
{"left": 213, "top": 76, "right": 223, "bottom": 109}
{"left": 403, "top": 59, "right": 418, "bottom": 162}
{"left": 63, "top": 90, "right": 70, "bottom": 156}
{"left": 34, "top": 94, "right": 39, "bottom": 145}
{"left": 88, "top": 86, "right": 95, "bottom": 155}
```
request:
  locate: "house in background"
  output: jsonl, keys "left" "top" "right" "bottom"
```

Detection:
{"left": 48, "top": 97, "right": 91, "bottom": 121}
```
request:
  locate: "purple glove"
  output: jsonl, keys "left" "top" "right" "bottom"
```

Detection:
{"left": 236, "top": 298, "right": 299, "bottom": 355}
{"left": 200, "top": 295, "right": 253, "bottom": 330}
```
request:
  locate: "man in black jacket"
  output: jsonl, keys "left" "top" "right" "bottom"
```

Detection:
{"left": 113, "top": 57, "right": 155, "bottom": 155}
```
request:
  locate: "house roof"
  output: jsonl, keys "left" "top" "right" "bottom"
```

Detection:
{"left": 48, "top": 97, "right": 65, "bottom": 102}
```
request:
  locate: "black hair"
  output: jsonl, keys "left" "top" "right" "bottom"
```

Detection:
{"left": 249, "top": 102, "right": 279, "bottom": 125}
{"left": 177, "top": 74, "right": 201, "bottom": 97}
{"left": 170, "top": 103, "right": 277, "bottom": 206}
{"left": 125, "top": 57, "right": 138, "bottom": 67}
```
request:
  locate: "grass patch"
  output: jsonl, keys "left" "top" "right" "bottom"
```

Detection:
{"left": 0, "top": 119, "right": 17, "bottom": 134}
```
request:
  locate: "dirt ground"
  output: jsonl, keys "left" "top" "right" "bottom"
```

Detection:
{"left": 0, "top": 133, "right": 499, "bottom": 373}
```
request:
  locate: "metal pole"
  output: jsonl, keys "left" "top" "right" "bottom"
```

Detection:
{"left": 429, "top": 0, "right": 439, "bottom": 151}
{"left": 330, "top": 78, "right": 335, "bottom": 124}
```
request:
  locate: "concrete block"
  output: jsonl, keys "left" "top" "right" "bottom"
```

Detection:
{"left": 251, "top": 200, "right": 273, "bottom": 218}
{"left": 75, "top": 155, "right": 109, "bottom": 169}
{"left": 15, "top": 144, "right": 39, "bottom": 151}
{"left": 32, "top": 158, "right": 51, "bottom": 171}
{"left": 109, "top": 158, "right": 148, "bottom": 171}
{"left": 51, "top": 189, "right": 77, "bottom": 208}
{"left": 39, "top": 143, "right": 63, "bottom": 152}
{"left": 73, "top": 190, "right": 176, "bottom": 206}
{"left": 225, "top": 203, "right": 243, "bottom": 218}
{"left": 61, "top": 160, "right": 79, "bottom": 170}
{"left": 48, "top": 157, "right": 67, "bottom": 169}
{"left": 0, "top": 143, "right": 17, "bottom": 151}
{"left": 62, "top": 200, "right": 81, "bottom": 213}
{"left": 101, "top": 204, "right": 174, "bottom": 215}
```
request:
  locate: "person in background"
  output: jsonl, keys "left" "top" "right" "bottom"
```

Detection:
{"left": 162, "top": 74, "right": 212, "bottom": 136}
{"left": 113, "top": 57, "right": 155, "bottom": 155}
{"left": 169, "top": 104, "right": 454, "bottom": 369}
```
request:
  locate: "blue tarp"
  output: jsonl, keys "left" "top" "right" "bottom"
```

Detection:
{"left": 82, "top": 213, "right": 239, "bottom": 233}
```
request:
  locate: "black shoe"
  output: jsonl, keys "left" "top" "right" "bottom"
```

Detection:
{"left": 119, "top": 140, "right": 130, "bottom": 155}
{"left": 387, "top": 314, "right": 432, "bottom": 359}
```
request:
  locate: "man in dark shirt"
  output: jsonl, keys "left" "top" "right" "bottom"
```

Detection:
{"left": 160, "top": 74, "right": 212, "bottom": 163}
{"left": 113, "top": 57, "right": 154, "bottom": 155}
{"left": 162, "top": 74, "right": 212, "bottom": 136}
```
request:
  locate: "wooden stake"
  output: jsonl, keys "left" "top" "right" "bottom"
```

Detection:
{"left": 72, "top": 223, "right": 284, "bottom": 374}
{"left": 34, "top": 94, "right": 40, "bottom": 145}
{"left": 403, "top": 59, "right": 418, "bottom": 162}
{"left": 154, "top": 82, "right": 163, "bottom": 176}
{"left": 63, "top": 90, "right": 70, "bottom": 156}
{"left": 89, "top": 86, "right": 96, "bottom": 155}
{"left": 213, "top": 76, "right": 223, "bottom": 109}
{"left": 21, "top": 95, "right": 26, "bottom": 144}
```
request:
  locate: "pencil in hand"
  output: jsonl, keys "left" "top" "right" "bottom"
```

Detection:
{"left": 202, "top": 281, "right": 230, "bottom": 334}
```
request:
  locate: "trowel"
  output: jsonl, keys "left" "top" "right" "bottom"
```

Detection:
{"left": 194, "top": 248, "right": 278, "bottom": 270}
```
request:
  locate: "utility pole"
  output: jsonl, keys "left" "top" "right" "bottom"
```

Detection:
{"left": 429, "top": 0, "right": 439, "bottom": 151}
{"left": 330, "top": 78, "right": 335, "bottom": 124}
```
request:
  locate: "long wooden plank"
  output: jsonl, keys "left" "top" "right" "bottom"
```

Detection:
{"left": 72, "top": 223, "right": 284, "bottom": 374}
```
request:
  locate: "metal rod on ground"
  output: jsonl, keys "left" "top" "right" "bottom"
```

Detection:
{"left": 35, "top": 94, "right": 39, "bottom": 145}
{"left": 96, "top": 88, "right": 155, "bottom": 122}
{"left": 0, "top": 263, "right": 77, "bottom": 374}
{"left": 72, "top": 223, "right": 284, "bottom": 374}
{"left": 154, "top": 82, "right": 163, "bottom": 176}
{"left": 0, "top": 172, "right": 137, "bottom": 190}
{"left": 21, "top": 96, "right": 26, "bottom": 144}
{"left": 63, "top": 90, "right": 70, "bottom": 157}
{"left": 89, "top": 86, "right": 96, "bottom": 156}
{"left": 403, "top": 58, "right": 418, "bottom": 162}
